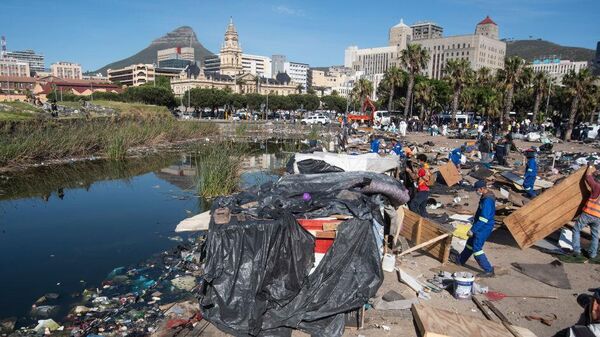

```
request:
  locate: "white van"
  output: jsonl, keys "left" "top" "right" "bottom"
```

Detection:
{"left": 374, "top": 111, "right": 391, "bottom": 126}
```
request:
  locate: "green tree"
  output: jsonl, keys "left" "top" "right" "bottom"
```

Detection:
{"left": 352, "top": 78, "right": 374, "bottom": 109}
{"left": 414, "top": 80, "right": 434, "bottom": 121}
{"left": 245, "top": 93, "right": 264, "bottom": 111}
{"left": 400, "top": 44, "right": 430, "bottom": 118}
{"left": 531, "top": 71, "right": 551, "bottom": 124}
{"left": 123, "top": 86, "right": 176, "bottom": 107}
{"left": 383, "top": 66, "right": 405, "bottom": 111}
{"left": 143, "top": 75, "right": 171, "bottom": 89}
{"left": 563, "top": 69, "right": 596, "bottom": 140}
{"left": 444, "top": 59, "right": 473, "bottom": 123}
{"left": 497, "top": 56, "right": 527, "bottom": 123}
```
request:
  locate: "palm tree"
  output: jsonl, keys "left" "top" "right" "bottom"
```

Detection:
{"left": 444, "top": 59, "right": 472, "bottom": 124}
{"left": 498, "top": 56, "right": 527, "bottom": 124}
{"left": 352, "top": 78, "right": 374, "bottom": 109}
{"left": 400, "top": 44, "right": 430, "bottom": 118}
{"left": 384, "top": 66, "right": 404, "bottom": 111}
{"left": 531, "top": 71, "right": 551, "bottom": 125}
{"left": 562, "top": 68, "right": 595, "bottom": 141}
{"left": 476, "top": 67, "right": 492, "bottom": 85}
{"left": 414, "top": 80, "right": 434, "bottom": 121}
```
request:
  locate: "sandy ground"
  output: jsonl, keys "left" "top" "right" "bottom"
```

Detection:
{"left": 201, "top": 132, "right": 600, "bottom": 337}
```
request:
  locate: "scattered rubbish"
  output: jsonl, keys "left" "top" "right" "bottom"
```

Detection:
{"left": 559, "top": 228, "right": 574, "bottom": 250}
{"left": 397, "top": 268, "right": 424, "bottom": 293}
{"left": 512, "top": 260, "right": 572, "bottom": 289}
{"left": 525, "top": 313, "right": 558, "bottom": 326}
{"left": 171, "top": 275, "right": 196, "bottom": 291}
{"left": 382, "top": 253, "right": 396, "bottom": 272}
{"left": 30, "top": 305, "right": 59, "bottom": 318}
{"left": 33, "top": 319, "right": 60, "bottom": 333}
{"left": 371, "top": 297, "right": 418, "bottom": 310}
{"left": 382, "top": 290, "right": 404, "bottom": 302}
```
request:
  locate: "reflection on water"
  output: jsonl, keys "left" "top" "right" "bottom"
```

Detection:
{"left": 0, "top": 145, "right": 289, "bottom": 321}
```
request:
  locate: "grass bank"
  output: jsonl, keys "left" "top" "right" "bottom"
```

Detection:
{"left": 194, "top": 142, "right": 250, "bottom": 198}
{"left": 0, "top": 116, "right": 218, "bottom": 167}
{"left": 0, "top": 102, "right": 41, "bottom": 121}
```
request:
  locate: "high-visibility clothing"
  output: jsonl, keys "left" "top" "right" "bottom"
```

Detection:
{"left": 584, "top": 196, "right": 600, "bottom": 218}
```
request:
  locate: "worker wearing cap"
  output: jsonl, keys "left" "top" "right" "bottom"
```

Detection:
{"left": 457, "top": 180, "right": 496, "bottom": 277}
{"left": 391, "top": 140, "right": 405, "bottom": 158}
{"left": 523, "top": 148, "right": 538, "bottom": 198}
{"left": 370, "top": 136, "right": 380, "bottom": 154}
{"left": 560, "top": 167, "right": 600, "bottom": 264}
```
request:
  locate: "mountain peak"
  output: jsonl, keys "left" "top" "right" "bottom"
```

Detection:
{"left": 151, "top": 26, "right": 200, "bottom": 46}
{"left": 94, "top": 26, "right": 214, "bottom": 74}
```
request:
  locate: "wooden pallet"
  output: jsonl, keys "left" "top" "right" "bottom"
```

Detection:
{"left": 412, "top": 303, "right": 537, "bottom": 337}
{"left": 503, "top": 167, "right": 592, "bottom": 249}
{"left": 399, "top": 208, "right": 453, "bottom": 263}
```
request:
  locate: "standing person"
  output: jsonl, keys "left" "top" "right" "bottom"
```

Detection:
{"left": 442, "top": 123, "right": 448, "bottom": 136}
{"left": 406, "top": 154, "right": 431, "bottom": 217}
{"left": 370, "top": 135, "right": 381, "bottom": 153}
{"left": 560, "top": 167, "right": 600, "bottom": 264}
{"left": 391, "top": 140, "right": 405, "bottom": 158}
{"left": 399, "top": 120, "right": 407, "bottom": 137}
{"left": 479, "top": 133, "right": 492, "bottom": 163}
{"left": 523, "top": 148, "right": 538, "bottom": 198}
{"left": 456, "top": 180, "right": 496, "bottom": 277}
{"left": 477, "top": 123, "right": 485, "bottom": 139}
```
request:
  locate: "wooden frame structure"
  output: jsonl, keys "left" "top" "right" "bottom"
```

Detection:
{"left": 399, "top": 208, "right": 453, "bottom": 263}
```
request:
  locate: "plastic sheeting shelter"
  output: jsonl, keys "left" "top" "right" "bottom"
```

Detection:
{"left": 291, "top": 152, "right": 400, "bottom": 174}
{"left": 200, "top": 172, "right": 409, "bottom": 336}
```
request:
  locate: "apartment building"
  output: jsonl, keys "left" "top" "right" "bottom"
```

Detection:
{"left": 51, "top": 62, "right": 82, "bottom": 79}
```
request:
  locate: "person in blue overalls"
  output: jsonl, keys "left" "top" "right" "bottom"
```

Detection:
{"left": 457, "top": 180, "right": 496, "bottom": 277}
{"left": 523, "top": 148, "right": 538, "bottom": 198}
{"left": 391, "top": 140, "right": 405, "bottom": 158}
{"left": 370, "top": 136, "right": 381, "bottom": 154}
{"left": 449, "top": 145, "right": 465, "bottom": 169}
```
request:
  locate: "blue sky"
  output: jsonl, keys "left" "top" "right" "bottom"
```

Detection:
{"left": 3, "top": 0, "right": 599, "bottom": 71}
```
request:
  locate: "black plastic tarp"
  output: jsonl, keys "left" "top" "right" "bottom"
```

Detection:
{"left": 296, "top": 159, "right": 345, "bottom": 174}
{"left": 200, "top": 172, "right": 397, "bottom": 336}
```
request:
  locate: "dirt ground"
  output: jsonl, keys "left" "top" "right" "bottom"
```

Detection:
{"left": 202, "top": 132, "right": 600, "bottom": 337}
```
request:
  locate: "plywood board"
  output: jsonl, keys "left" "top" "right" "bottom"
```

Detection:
{"left": 500, "top": 172, "right": 554, "bottom": 190}
{"left": 399, "top": 209, "right": 452, "bottom": 263}
{"left": 412, "top": 303, "right": 537, "bottom": 337}
{"left": 438, "top": 161, "right": 462, "bottom": 187}
{"left": 503, "top": 167, "right": 591, "bottom": 249}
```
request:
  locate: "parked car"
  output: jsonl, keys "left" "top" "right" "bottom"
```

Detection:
{"left": 374, "top": 110, "right": 391, "bottom": 126}
{"left": 587, "top": 124, "right": 599, "bottom": 139}
{"left": 301, "top": 114, "right": 330, "bottom": 125}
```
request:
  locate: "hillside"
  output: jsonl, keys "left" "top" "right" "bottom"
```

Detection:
{"left": 94, "top": 26, "right": 214, "bottom": 75}
{"left": 505, "top": 39, "right": 595, "bottom": 62}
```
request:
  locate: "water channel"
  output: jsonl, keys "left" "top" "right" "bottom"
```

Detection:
{"left": 0, "top": 141, "right": 293, "bottom": 322}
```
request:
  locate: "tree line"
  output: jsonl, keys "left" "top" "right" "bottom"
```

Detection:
{"left": 355, "top": 44, "right": 599, "bottom": 140}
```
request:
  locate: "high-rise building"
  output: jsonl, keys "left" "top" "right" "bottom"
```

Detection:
{"left": 0, "top": 57, "right": 30, "bottom": 77}
{"left": 344, "top": 45, "right": 401, "bottom": 76}
{"left": 219, "top": 18, "right": 243, "bottom": 76}
{"left": 241, "top": 54, "right": 272, "bottom": 78}
{"left": 108, "top": 64, "right": 155, "bottom": 86}
{"left": 412, "top": 16, "right": 505, "bottom": 79}
{"left": 475, "top": 16, "right": 499, "bottom": 40}
{"left": 388, "top": 19, "right": 412, "bottom": 48}
{"left": 5, "top": 49, "right": 44, "bottom": 74}
{"left": 410, "top": 21, "right": 443, "bottom": 41}
{"left": 528, "top": 58, "right": 589, "bottom": 84}
{"left": 157, "top": 47, "right": 195, "bottom": 69}
{"left": 271, "top": 55, "right": 286, "bottom": 77}
{"left": 284, "top": 61, "right": 309, "bottom": 89}
{"left": 203, "top": 54, "right": 272, "bottom": 78}
{"left": 51, "top": 62, "right": 82, "bottom": 79}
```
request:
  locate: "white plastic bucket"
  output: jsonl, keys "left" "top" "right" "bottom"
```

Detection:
{"left": 453, "top": 272, "right": 475, "bottom": 300}
{"left": 382, "top": 254, "right": 396, "bottom": 272}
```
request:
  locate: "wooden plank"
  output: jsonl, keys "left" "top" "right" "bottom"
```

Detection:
{"left": 393, "top": 206, "right": 405, "bottom": 246}
{"left": 397, "top": 233, "right": 451, "bottom": 257}
{"left": 503, "top": 167, "right": 591, "bottom": 249}
{"left": 411, "top": 303, "right": 537, "bottom": 337}
{"left": 399, "top": 209, "right": 452, "bottom": 263}
{"left": 439, "top": 161, "right": 462, "bottom": 187}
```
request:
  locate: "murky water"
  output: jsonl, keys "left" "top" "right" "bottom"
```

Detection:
{"left": 0, "top": 143, "right": 291, "bottom": 321}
